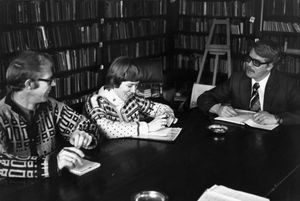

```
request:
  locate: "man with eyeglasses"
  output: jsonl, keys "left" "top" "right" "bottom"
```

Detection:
{"left": 197, "top": 39, "right": 300, "bottom": 125}
{"left": 0, "top": 51, "right": 100, "bottom": 178}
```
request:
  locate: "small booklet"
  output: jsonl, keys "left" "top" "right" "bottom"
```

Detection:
{"left": 69, "top": 158, "right": 101, "bottom": 176}
{"left": 138, "top": 127, "right": 182, "bottom": 141}
{"left": 198, "top": 185, "right": 269, "bottom": 201}
{"left": 214, "top": 109, "right": 278, "bottom": 130}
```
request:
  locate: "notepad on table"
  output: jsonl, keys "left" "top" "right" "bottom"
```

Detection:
{"left": 198, "top": 185, "right": 269, "bottom": 201}
{"left": 138, "top": 127, "right": 182, "bottom": 141}
{"left": 214, "top": 109, "right": 278, "bottom": 130}
{"left": 69, "top": 158, "right": 100, "bottom": 176}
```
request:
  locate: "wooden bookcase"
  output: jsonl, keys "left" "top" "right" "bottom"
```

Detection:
{"left": 102, "top": 0, "right": 168, "bottom": 69}
{"left": 0, "top": 0, "right": 105, "bottom": 105}
{"left": 171, "top": 0, "right": 259, "bottom": 85}
{"left": 0, "top": 0, "right": 169, "bottom": 104}
{"left": 259, "top": 0, "right": 300, "bottom": 79}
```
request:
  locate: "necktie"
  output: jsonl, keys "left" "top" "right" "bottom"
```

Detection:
{"left": 249, "top": 82, "right": 261, "bottom": 112}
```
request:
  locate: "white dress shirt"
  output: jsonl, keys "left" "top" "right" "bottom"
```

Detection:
{"left": 251, "top": 73, "right": 270, "bottom": 111}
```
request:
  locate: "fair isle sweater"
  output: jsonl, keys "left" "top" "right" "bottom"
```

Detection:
{"left": 85, "top": 86, "right": 174, "bottom": 139}
{"left": 0, "top": 94, "right": 99, "bottom": 178}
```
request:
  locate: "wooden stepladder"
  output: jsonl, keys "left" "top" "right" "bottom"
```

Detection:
{"left": 196, "top": 18, "right": 232, "bottom": 85}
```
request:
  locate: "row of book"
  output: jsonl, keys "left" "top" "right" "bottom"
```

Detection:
{"left": 0, "top": 0, "right": 103, "bottom": 24}
{"left": 263, "top": 21, "right": 300, "bottom": 33}
{"left": 261, "top": 35, "right": 300, "bottom": 53}
{"left": 178, "top": 0, "right": 256, "bottom": 17}
{"left": 280, "top": 56, "right": 300, "bottom": 74}
{"left": 103, "top": 19, "right": 166, "bottom": 40}
{"left": 53, "top": 47, "right": 102, "bottom": 73}
{"left": 284, "top": 37, "right": 300, "bottom": 51}
{"left": 175, "top": 34, "right": 252, "bottom": 55}
{"left": 104, "top": 38, "right": 166, "bottom": 63}
{"left": 174, "top": 53, "right": 203, "bottom": 70}
{"left": 0, "top": 23, "right": 100, "bottom": 53}
{"left": 105, "top": 0, "right": 167, "bottom": 18}
{"left": 53, "top": 71, "right": 101, "bottom": 98}
{"left": 264, "top": 0, "right": 300, "bottom": 16}
{"left": 64, "top": 95, "right": 89, "bottom": 105}
{"left": 174, "top": 53, "right": 246, "bottom": 72}
{"left": 175, "top": 34, "right": 207, "bottom": 50}
{"left": 178, "top": 18, "right": 254, "bottom": 35}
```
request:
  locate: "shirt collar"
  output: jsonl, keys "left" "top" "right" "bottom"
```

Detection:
{"left": 98, "top": 86, "right": 125, "bottom": 107}
{"left": 251, "top": 73, "right": 270, "bottom": 88}
{"left": 5, "top": 91, "right": 46, "bottom": 121}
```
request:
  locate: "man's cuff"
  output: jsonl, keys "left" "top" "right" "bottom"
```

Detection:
{"left": 275, "top": 114, "right": 283, "bottom": 124}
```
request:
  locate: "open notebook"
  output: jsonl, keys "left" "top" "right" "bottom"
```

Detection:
{"left": 69, "top": 158, "right": 101, "bottom": 176}
{"left": 198, "top": 185, "right": 269, "bottom": 201}
{"left": 137, "top": 127, "right": 182, "bottom": 141}
{"left": 214, "top": 109, "right": 278, "bottom": 130}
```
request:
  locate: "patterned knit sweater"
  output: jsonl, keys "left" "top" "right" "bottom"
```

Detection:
{"left": 0, "top": 94, "right": 99, "bottom": 178}
{"left": 85, "top": 86, "right": 174, "bottom": 138}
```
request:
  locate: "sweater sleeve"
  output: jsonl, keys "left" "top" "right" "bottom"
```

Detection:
{"left": 135, "top": 95, "right": 175, "bottom": 118}
{"left": 0, "top": 125, "right": 59, "bottom": 178}
{"left": 85, "top": 95, "right": 143, "bottom": 138}
{"left": 53, "top": 99, "right": 99, "bottom": 149}
{"left": 0, "top": 154, "right": 60, "bottom": 178}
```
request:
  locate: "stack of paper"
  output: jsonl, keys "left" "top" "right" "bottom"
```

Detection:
{"left": 69, "top": 158, "right": 101, "bottom": 176}
{"left": 198, "top": 185, "right": 269, "bottom": 201}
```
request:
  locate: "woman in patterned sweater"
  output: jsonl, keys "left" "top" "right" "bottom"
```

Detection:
{"left": 85, "top": 56, "right": 177, "bottom": 139}
{"left": 0, "top": 51, "right": 100, "bottom": 178}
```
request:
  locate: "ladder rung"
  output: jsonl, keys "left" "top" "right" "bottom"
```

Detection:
{"left": 206, "top": 47, "right": 230, "bottom": 52}
{"left": 209, "top": 51, "right": 226, "bottom": 55}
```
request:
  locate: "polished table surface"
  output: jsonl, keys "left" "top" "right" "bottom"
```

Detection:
{"left": 1, "top": 109, "right": 300, "bottom": 201}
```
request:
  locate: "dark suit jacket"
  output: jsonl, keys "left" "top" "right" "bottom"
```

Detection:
{"left": 197, "top": 70, "right": 300, "bottom": 125}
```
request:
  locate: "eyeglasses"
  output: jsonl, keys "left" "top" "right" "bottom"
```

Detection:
{"left": 244, "top": 55, "right": 272, "bottom": 67}
{"left": 38, "top": 78, "right": 55, "bottom": 85}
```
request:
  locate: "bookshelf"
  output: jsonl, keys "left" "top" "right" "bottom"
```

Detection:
{"left": 172, "top": 0, "right": 259, "bottom": 85}
{"left": 259, "top": 0, "right": 300, "bottom": 78}
{"left": 102, "top": 0, "right": 168, "bottom": 67}
{"left": 0, "top": 0, "right": 105, "bottom": 105}
{"left": 0, "top": 0, "right": 169, "bottom": 104}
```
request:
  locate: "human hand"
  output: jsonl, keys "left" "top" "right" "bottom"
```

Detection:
{"left": 57, "top": 147, "right": 84, "bottom": 170}
{"left": 164, "top": 113, "right": 178, "bottom": 127}
{"left": 0, "top": 104, "right": 12, "bottom": 119}
{"left": 70, "top": 130, "right": 92, "bottom": 149}
{"left": 217, "top": 105, "right": 238, "bottom": 117}
{"left": 252, "top": 111, "right": 277, "bottom": 125}
{"left": 148, "top": 115, "right": 168, "bottom": 132}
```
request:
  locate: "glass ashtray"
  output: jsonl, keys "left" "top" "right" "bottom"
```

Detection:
{"left": 131, "top": 191, "right": 168, "bottom": 201}
{"left": 207, "top": 124, "right": 228, "bottom": 141}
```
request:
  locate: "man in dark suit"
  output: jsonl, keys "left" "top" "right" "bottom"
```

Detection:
{"left": 197, "top": 39, "right": 300, "bottom": 125}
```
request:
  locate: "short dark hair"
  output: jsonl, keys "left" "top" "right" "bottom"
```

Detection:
{"left": 105, "top": 56, "right": 141, "bottom": 88}
{"left": 6, "top": 50, "right": 54, "bottom": 91}
{"left": 252, "top": 39, "right": 282, "bottom": 66}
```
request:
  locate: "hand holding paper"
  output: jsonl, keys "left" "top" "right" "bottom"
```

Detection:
{"left": 69, "top": 158, "right": 101, "bottom": 176}
{"left": 139, "top": 127, "right": 182, "bottom": 141}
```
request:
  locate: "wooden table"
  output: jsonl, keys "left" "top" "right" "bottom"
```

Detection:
{"left": 1, "top": 109, "right": 300, "bottom": 201}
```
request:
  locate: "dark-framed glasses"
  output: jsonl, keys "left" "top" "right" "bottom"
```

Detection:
{"left": 244, "top": 55, "right": 272, "bottom": 67}
{"left": 38, "top": 78, "right": 55, "bottom": 85}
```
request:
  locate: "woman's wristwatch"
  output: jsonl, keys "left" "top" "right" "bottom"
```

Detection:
{"left": 275, "top": 114, "right": 283, "bottom": 124}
